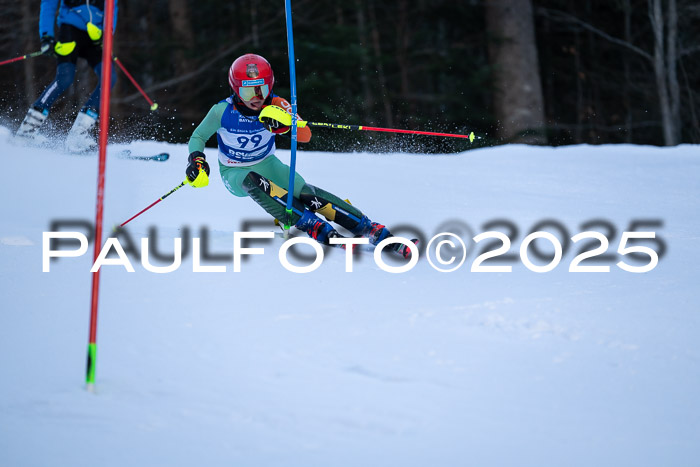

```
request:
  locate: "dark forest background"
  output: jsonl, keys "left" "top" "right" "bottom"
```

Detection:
{"left": 0, "top": 0, "right": 698, "bottom": 153}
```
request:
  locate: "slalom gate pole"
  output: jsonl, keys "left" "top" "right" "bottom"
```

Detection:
{"left": 119, "top": 180, "right": 188, "bottom": 227}
{"left": 0, "top": 51, "right": 42, "bottom": 67}
{"left": 283, "top": 0, "right": 298, "bottom": 232}
{"left": 300, "top": 121, "right": 476, "bottom": 142}
{"left": 113, "top": 57, "right": 159, "bottom": 111}
{"left": 87, "top": 0, "right": 116, "bottom": 392}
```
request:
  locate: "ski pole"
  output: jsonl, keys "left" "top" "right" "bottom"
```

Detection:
{"left": 112, "top": 56, "right": 159, "bottom": 111}
{"left": 119, "top": 180, "right": 187, "bottom": 227}
{"left": 0, "top": 50, "right": 42, "bottom": 67}
{"left": 259, "top": 105, "right": 476, "bottom": 142}
{"left": 301, "top": 121, "right": 476, "bottom": 142}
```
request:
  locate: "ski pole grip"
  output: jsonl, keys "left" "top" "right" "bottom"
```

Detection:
{"left": 259, "top": 105, "right": 308, "bottom": 127}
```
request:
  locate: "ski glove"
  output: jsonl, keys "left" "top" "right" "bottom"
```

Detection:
{"left": 260, "top": 116, "right": 290, "bottom": 135}
{"left": 40, "top": 35, "right": 56, "bottom": 56}
{"left": 259, "top": 106, "right": 293, "bottom": 135}
{"left": 186, "top": 151, "right": 210, "bottom": 188}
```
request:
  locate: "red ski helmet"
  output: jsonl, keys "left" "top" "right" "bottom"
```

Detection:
{"left": 228, "top": 54, "right": 274, "bottom": 102}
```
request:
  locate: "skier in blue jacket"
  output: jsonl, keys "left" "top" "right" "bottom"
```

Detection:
{"left": 16, "top": 0, "right": 118, "bottom": 152}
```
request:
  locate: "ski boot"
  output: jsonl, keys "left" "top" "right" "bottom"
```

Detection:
{"left": 295, "top": 209, "right": 342, "bottom": 245}
{"left": 15, "top": 106, "right": 49, "bottom": 142}
{"left": 65, "top": 108, "right": 98, "bottom": 153}
{"left": 352, "top": 215, "right": 418, "bottom": 259}
{"left": 352, "top": 215, "right": 391, "bottom": 245}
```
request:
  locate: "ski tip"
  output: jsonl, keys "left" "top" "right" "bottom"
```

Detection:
{"left": 469, "top": 132, "right": 475, "bottom": 143}
{"left": 406, "top": 238, "right": 420, "bottom": 260}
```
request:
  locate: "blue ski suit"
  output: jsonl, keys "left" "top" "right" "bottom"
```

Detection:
{"left": 39, "top": 0, "right": 118, "bottom": 38}
{"left": 34, "top": 0, "right": 118, "bottom": 114}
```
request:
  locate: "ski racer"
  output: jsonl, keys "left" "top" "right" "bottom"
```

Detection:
{"left": 15, "top": 0, "right": 118, "bottom": 153}
{"left": 185, "top": 53, "right": 413, "bottom": 258}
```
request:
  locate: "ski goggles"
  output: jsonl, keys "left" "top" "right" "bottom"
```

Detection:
{"left": 238, "top": 84, "right": 270, "bottom": 101}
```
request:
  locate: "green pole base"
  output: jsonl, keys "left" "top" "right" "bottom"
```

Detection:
{"left": 283, "top": 208, "right": 294, "bottom": 237}
{"left": 86, "top": 342, "right": 97, "bottom": 387}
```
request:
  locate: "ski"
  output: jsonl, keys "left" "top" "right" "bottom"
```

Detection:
{"left": 272, "top": 231, "right": 418, "bottom": 259}
{"left": 117, "top": 150, "right": 170, "bottom": 162}
{"left": 62, "top": 148, "right": 170, "bottom": 162}
{"left": 345, "top": 236, "right": 419, "bottom": 260}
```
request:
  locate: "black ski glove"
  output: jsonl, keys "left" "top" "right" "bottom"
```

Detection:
{"left": 186, "top": 151, "right": 210, "bottom": 186}
{"left": 40, "top": 35, "right": 56, "bottom": 56}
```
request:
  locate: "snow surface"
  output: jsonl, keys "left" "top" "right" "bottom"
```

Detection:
{"left": 1, "top": 126, "right": 699, "bottom": 466}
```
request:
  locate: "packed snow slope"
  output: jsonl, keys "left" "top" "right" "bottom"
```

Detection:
{"left": 1, "top": 126, "right": 699, "bottom": 467}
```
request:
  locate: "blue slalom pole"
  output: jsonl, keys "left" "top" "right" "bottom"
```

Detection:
{"left": 284, "top": 0, "right": 298, "bottom": 231}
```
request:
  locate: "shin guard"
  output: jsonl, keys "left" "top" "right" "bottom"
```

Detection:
{"left": 300, "top": 184, "right": 366, "bottom": 232}
{"left": 242, "top": 172, "right": 307, "bottom": 226}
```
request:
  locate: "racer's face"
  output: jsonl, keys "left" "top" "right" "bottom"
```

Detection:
{"left": 238, "top": 84, "right": 269, "bottom": 111}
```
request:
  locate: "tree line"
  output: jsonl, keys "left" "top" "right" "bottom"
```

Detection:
{"left": 0, "top": 0, "right": 698, "bottom": 153}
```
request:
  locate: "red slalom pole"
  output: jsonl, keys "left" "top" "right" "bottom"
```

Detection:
{"left": 86, "top": 0, "right": 116, "bottom": 391}
{"left": 0, "top": 50, "right": 42, "bottom": 67}
{"left": 119, "top": 180, "right": 188, "bottom": 227}
{"left": 113, "top": 57, "right": 159, "bottom": 111}
{"left": 301, "top": 121, "right": 476, "bottom": 142}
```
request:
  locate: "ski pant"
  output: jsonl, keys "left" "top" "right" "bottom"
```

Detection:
{"left": 219, "top": 155, "right": 366, "bottom": 232}
{"left": 34, "top": 24, "right": 117, "bottom": 114}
